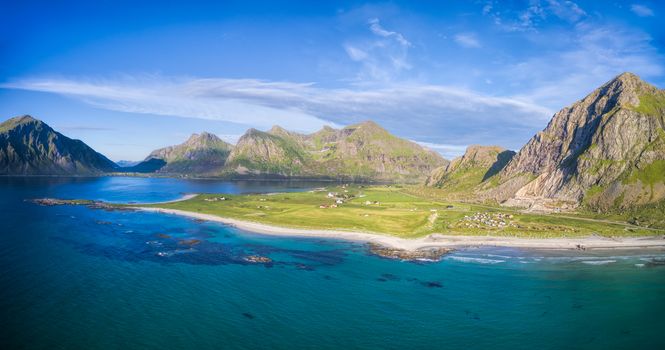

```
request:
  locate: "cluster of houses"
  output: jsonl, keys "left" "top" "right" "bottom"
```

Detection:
{"left": 204, "top": 196, "right": 228, "bottom": 202}
{"left": 319, "top": 190, "right": 358, "bottom": 209}
{"left": 461, "top": 212, "right": 516, "bottom": 229}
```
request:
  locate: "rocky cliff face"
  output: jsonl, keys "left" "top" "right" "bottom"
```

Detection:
{"left": 145, "top": 132, "right": 233, "bottom": 174}
{"left": 425, "top": 145, "right": 514, "bottom": 191}
{"left": 486, "top": 72, "right": 665, "bottom": 210}
{"left": 225, "top": 121, "right": 447, "bottom": 181}
{"left": 0, "top": 115, "right": 118, "bottom": 175}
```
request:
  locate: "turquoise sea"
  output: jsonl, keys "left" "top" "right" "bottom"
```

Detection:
{"left": 1, "top": 177, "right": 664, "bottom": 349}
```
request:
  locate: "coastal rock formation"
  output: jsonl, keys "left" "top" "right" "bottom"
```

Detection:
{"left": 425, "top": 145, "right": 515, "bottom": 194}
{"left": 243, "top": 255, "right": 273, "bottom": 263}
{"left": 143, "top": 132, "right": 234, "bottom": 174}
{"left": 0, "top": 115, "right": 118, "bottom": 175}
{"left": 368, "top": 243, "right": 452, "bottom": 261}
{"left": 485, "top": 72, "right": 665, "bottom": 211}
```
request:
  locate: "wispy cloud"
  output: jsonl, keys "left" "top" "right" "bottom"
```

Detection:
{"left": 343, "top": 18, "right": 412, "bottom": 81}
{"left": 502, "top": 22, "right": 663, "bottom": 108}
{"left": 1, "top": 75, "right": 552, "bottom": 153}
{"left": 454, "top": 33, "right": 481, "bottom": 48}
{"left": 630, "top": 4, "right": 655, "bottom": 17}
{"left": 368, "top": 18, "right": 412, "bottom": 47}
{"left": 485, "top": 0, "right": 587, "bottom": 31}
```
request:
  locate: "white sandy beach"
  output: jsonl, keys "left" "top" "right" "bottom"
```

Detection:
{"left": 137, "top": 206, "right": 665, "bottom": 251}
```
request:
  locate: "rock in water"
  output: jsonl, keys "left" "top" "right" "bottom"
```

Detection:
{"left": 368, "top": 243, "right": 452, "bottom": 261}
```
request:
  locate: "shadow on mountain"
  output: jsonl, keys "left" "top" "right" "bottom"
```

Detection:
{"left": 482, "top": 150, "right": 516, "bottom": 181}
{"left": 119, "top": 158, "right": 166, "bottom": 173}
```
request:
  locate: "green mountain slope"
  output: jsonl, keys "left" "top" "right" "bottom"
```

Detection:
{"left": 224, "top": 121, "right": 448, "bottom": 182}
{"left": 145, "top": 132, "right": 233, "bottom": 174}
{"left": 426, "top": 145, "right": 515, "bottom": 191}
{"left": 0, "top": 115, "right": 117, "bottom": 175}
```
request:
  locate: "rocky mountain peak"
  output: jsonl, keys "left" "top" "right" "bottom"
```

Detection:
{"left": 487, "top": 72, "right": 665, "bottom": 210}
{"left": 1, "top": 115, "right": 117, "bottom": 175}
{"left": 268, "top": 125, "right": 288, "bottom": 134}
{"left": 458, "top": 145, "right": 510, "bottom": 167}
{"left": 1, "top": 115, "right": 43, "bottom": 132}
{"left": 185, "top": 132, "right": 221, "bottom": 144}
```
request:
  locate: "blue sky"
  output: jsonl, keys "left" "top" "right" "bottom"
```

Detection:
{"left": 1, "top": 0, "right": 663, "bottom": 161}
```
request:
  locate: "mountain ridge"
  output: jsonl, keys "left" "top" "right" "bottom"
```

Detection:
{"left": 481, "top": 72, "right": 665, "bottom": 211}
{"left": 0, "top": 115, "right": 118, "bottom": 175}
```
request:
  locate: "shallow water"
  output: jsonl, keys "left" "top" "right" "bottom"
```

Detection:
{"left": 1, "top": 176, "right": 664, "bottom": 349}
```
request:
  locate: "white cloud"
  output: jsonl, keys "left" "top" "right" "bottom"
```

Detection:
{"left": 503, "top": 22, "right": 664, "bottom": 108}
{"left": 343, "top": 18, "right": 413, "bottom": 82}
{"left": 630, "top": 4, "right": 655, "bottom": 17}
{"left": 4, "top": 77, "right": 334, "bottom": 133}
{"left": 485, "top": 0, "right": 586, "bottom": 31}
{"left": 454, "top": 33, "right": 481, "bottom": 48}
{"left": 546, "top": 0, "right": 586, "bottom": 22}
{"left": 344, "top": 45, "right": 368, "bottom": 61}
{"left": 368, "top": 18, "right": 411, "bottom": 47}
{"left": 2, "top": 75, "right": 552, "bottom": 152}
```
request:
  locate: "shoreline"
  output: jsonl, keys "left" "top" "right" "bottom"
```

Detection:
{"left": 136, "top": 207, "right": 665, "bottom": 251}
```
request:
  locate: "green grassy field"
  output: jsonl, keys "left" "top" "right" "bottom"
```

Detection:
{"left": 139, "top": 185, "right": 663, "bottom": 239}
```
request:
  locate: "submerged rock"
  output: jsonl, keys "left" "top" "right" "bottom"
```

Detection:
{"left": 646, "top": 258, "right": 665, "bottom": 267}
{"left": 243, "top": 255, "right": 272, "bottom": 263}
{"left": 367, "top": 244, "right": 452, "bottom": 261}
{"left": 178, "top": 239, "right": 201, "bottom": 246}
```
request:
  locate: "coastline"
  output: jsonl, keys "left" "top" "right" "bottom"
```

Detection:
{"left": 136, "top": 207, "right": 665, "bottom": 251}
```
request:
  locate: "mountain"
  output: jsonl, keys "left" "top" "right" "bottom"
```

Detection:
{"left": 143, "top": 132, "right": 233, "bottom": 174}
{"left": 225, "top": 128, "right": 309, "bottom": 176}
{"left": 224, "top": 121, "right": 447, "bottom": 181}
{"left": 0, "top": 115, "right": 117, "bottom": 175}
{"left": 484, "top": 72, "right": 665, "bottom": 211}
{"left": 425, "top": 145, "right": 515, "bottom": 193}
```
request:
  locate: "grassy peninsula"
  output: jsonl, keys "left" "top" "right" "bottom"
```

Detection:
{"left": 138, "top": 185, "right": 662, "bottom": 239}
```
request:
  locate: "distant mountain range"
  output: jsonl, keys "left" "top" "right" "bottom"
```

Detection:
{"left": 136, "top": 120, "right": 447, "bottom": 181}
{"left": 3, "top": 72, "right": 664, "bottom": 212}
{"left": 0, "top": 116, "right": 445, "bottom": 182}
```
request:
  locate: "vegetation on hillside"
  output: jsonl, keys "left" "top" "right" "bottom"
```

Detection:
{"left": 141, "top": 185, "right": 661, "bottom": 238}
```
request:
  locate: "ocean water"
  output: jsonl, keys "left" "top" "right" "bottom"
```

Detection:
{"left": 1, "top": 176, "right": 665, "bottom": 350}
